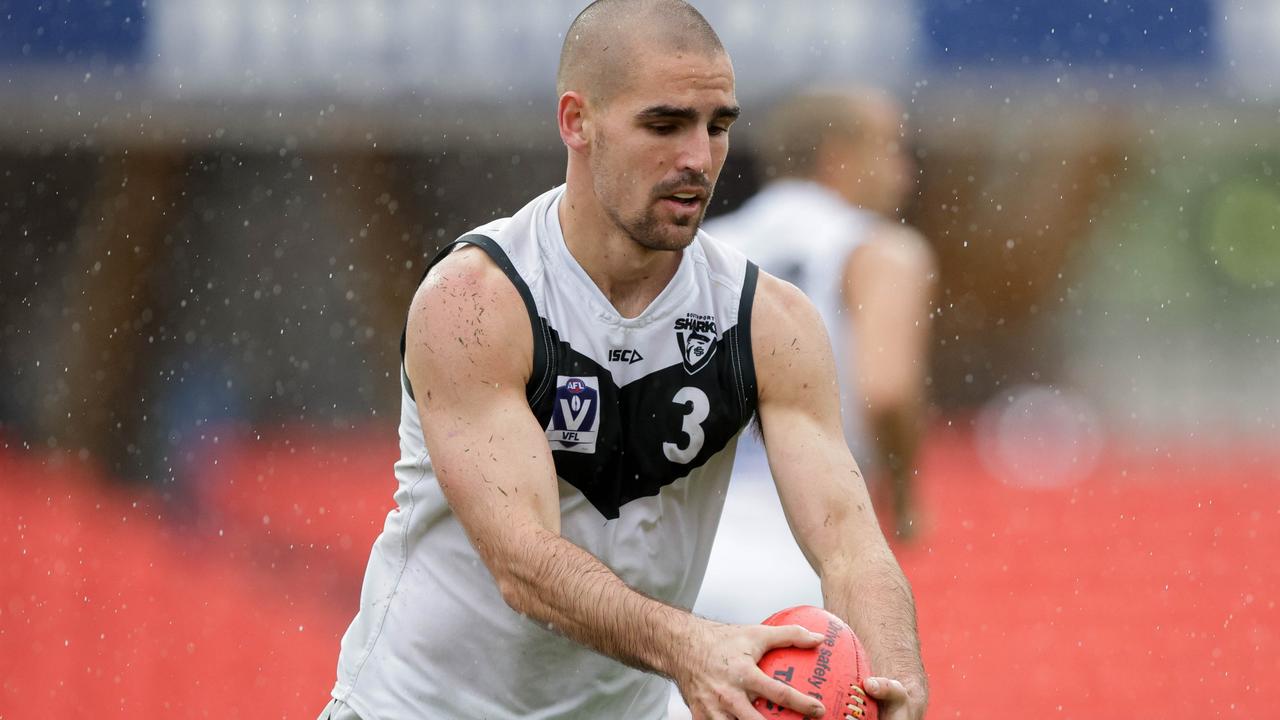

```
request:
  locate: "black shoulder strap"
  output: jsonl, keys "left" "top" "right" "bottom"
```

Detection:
{"left": 725, "top": 261, "right": 760, "bottom": 424}
{"left": 399, "top": 233, "right": 552, "bottom": 405}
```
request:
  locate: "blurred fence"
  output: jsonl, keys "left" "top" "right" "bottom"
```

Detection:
{"left": 1, "top": 1, "right": 1277, "bottom": 473}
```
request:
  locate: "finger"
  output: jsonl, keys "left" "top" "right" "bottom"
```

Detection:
{"left": 746, "top": 672, "right": 827, "bottom": 718}
{"left": 863, "top": 676, "right": 908, "bottom": 702}
{"left": 727, "top": 693, "right": 768, "bottom": 720}
{"left": 766, "top": 624, "right": 825, "bottom": 650}
{"left": 691, "top": 704, "right": 735, "bottom": 720}
{"left": 697, "top": 685, "right": 759, "bottom": 720}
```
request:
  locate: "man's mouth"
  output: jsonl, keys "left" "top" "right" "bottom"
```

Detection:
{"left": 660, "top": 186, "right": 708, "bottom": 210}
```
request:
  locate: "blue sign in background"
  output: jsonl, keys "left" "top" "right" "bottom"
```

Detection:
{"left": 0, "top": 1, "right": 1249, "bottom": 97}
{"left": 922, "top": 0, "right": 1213, "bottom": 66}
{"left": 0, "top": 0, "right": 148, "bottom": 63}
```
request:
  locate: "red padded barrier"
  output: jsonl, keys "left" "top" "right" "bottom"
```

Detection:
{"left": 2, "top": 426, "right": 1278, "bottom": 718}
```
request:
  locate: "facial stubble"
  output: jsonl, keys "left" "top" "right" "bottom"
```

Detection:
{"left": 591, "top": 132, "right": 710, "bottom": 253}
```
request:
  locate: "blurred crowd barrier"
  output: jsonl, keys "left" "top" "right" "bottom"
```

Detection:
{"left": 2, "top": 1, "right": 1278, "bottom": 484}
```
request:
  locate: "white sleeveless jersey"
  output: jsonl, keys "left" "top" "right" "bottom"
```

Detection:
{"left": 332, "top": 185, "right": 760, "bottom": 720}
{"left": 704, "top": 179, "right": 877, "bottom": 460}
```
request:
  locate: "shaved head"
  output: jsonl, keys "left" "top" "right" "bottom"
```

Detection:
{"left": 761, "top": 88, "right": 902, "bottom": 180}
{"left": 557, "top": 0, "right": 726, "bottom": 105}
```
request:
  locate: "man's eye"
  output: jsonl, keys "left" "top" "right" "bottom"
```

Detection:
{"left": 649, "top": 124, "right": 676, "bottom": 134}
{"left": 708, "top": 125, "right": 730, "bottom": 136}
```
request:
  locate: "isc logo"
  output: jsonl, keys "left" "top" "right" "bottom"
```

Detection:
{"left": 608, "top": 348, "right": 644, "bottom": 365}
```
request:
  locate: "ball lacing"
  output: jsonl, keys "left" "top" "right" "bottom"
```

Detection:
{"left": 844, "top": 683, "right": 868, "bottom": 719}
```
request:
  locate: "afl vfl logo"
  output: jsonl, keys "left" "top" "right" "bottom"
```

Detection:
{"left": 674, "top": 313, "right": 717, "bottom": 375}
{"left": 546, "top": 375, "right": 600, "bottom": 454}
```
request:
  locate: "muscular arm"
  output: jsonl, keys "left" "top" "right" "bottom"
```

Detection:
{"left": 408, "top": 246, "right": 688, "bottom": 671}
{"left": 408, "top": 247, "right": 823, "bottom": 718}
{"left": 753, "top": 272, "right": 928, "bottom": 717}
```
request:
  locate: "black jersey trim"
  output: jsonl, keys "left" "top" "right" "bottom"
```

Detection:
{"left": 399, "top": 233, "right": 552, "bottom": 406}
{"left": 725, "top": 261, "right": 760, "bottom": 424}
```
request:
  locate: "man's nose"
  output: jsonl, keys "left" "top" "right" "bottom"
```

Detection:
{"left": 676, "top": 128, "right": 713, "bottom": 174}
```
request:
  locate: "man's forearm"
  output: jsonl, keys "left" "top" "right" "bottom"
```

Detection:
{"left": 491, "top": 524, "right": 697, "bottom": 678}
{"left": 822, "top": 551, "right": 928, "bottom": 700}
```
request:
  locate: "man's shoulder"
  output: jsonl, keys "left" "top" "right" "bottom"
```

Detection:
{"left": 748, "top": 269, "right": 838, "bottom": 404}
{"left": 748, "top": 270, "right": 827, "bottom": 362}
{"left": 751, "top": 269, "right": 819, "bottom": 325}
{"left": 404, "top": 244, "right": 534, "bottom": 386}
{"left": 427, "top": 243, "right": 510, "bottom": 284}
{"left": 410, "top": 246, "right": 531, "bottom": 344}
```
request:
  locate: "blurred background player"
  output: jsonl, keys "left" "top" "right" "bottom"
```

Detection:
{"left": 674, "top": 89, "right": 937, "bottom": 662}
{"left": 708, "top": 88, "right": 937, "bottom": 540}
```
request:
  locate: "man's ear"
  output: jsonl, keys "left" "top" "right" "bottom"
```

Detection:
{"left": 558, "top": 91, "right": 591, "bottom": 153}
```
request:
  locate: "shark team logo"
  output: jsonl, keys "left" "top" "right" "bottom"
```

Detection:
{"left": 546, "top": 376, "right": 600, "bottom": 453}
{"left": 674, "top": 312, "right": 717, "bottom": 375}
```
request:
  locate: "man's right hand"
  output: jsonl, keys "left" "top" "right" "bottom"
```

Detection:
{"left": 674, "top": 621, "right": 828, "bottom": 720}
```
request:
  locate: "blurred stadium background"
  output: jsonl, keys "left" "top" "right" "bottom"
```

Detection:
{"left": 2, "top": 1, "right": 1278, "bottom": 717}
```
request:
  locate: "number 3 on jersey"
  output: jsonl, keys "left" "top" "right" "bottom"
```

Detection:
{"left": 663, "top": 386, "right": 709, "bottom": 464}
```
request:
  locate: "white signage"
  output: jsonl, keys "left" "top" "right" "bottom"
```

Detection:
{"left": 147, "top": 0, "right": 922, "bottom": 99}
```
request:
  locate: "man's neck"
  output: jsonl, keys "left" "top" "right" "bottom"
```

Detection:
{"left": 558, "top": 181, "right": 683, "bottom": 319}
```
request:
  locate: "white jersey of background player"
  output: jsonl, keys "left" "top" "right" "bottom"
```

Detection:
{"left": 706, "top": 89, "right": 937, "bottom": 542}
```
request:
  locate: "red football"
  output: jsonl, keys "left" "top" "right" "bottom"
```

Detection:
{"left": 754, "top": 605, "right": 877, "bottom": 720}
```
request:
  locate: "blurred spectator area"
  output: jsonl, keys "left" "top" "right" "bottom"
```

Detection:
{"left": 2, "top": 0, "right": 1278, "bottom": 480}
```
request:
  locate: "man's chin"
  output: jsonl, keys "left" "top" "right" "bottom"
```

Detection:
{"left": 654, "top": 223, "right": 700, "bottom": 250}
{"left": 622, "top": 209, "right": 702, "bottom": 251}
{"left": 670, "top": 209, "right": 706, "bottom": 236}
